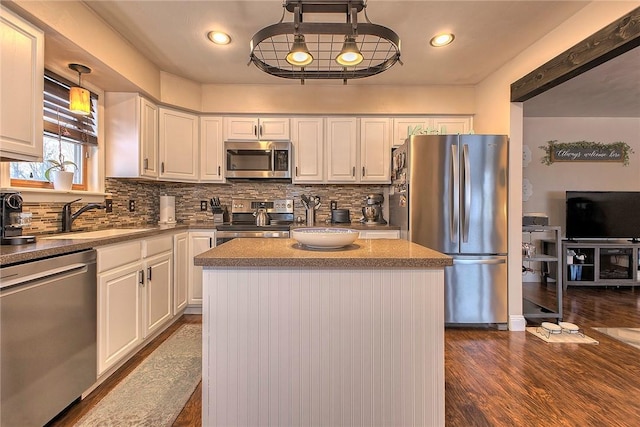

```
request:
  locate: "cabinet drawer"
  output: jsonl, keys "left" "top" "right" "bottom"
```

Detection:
{"left": 144, "top": 235, "right": 173, "bottom": 257}
{"left": 97, "top": 241, "right": 143, "bottom": 273}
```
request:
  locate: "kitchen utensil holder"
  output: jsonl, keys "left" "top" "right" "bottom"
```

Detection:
{"left": 306, "top": 208, "right": 315, "bottom": 226}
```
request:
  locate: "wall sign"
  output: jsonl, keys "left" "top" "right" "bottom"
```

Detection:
{"left": 539, "top": 140, "right": 633, "bottom": 166}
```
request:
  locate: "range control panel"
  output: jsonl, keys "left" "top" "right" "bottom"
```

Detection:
{"left": 231, "top": 199, "right": 294, "bottom": 214}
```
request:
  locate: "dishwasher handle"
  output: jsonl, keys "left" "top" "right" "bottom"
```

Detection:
{"left": 0, "top": 263, "right": 89, "bottom": 290}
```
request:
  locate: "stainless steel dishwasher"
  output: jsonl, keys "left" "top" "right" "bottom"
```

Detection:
{"left": 1, "top": 250, "right": 97, "bottom": 427}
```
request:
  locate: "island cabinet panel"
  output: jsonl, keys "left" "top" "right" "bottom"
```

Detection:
{"left": 202, "top": 267, "right": 445, "bottom": 427}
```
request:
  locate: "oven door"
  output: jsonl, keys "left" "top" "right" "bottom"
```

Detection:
{"left": 225, "top": 141, "right": 291, "bottom": 179}
{"left": 216, "top": 230, "right": 290, "bottom": 245}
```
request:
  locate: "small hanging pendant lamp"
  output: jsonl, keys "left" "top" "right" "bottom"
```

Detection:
{"left": 68, "top": 63, "right": 92, "bottom": 115}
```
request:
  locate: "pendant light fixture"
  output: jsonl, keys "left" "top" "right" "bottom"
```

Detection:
{"left": 68, "top": 63, "right": 91, "bottom": 115}
{"left": 286, "top": 34, "right": 313, "bottom": 66}
{"left": 336, "top": 35, "right": 363, "bottom": 66}
{"left": 250, "top": 0, "right": 401, "bottom": 84}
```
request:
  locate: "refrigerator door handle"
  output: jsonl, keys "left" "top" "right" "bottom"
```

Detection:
{"left": 462, "top": 143, "right": 471, "bottom": 242}
{"left": 450, "top": 144, "right": 459, "bottom": 243}
{"left": 453, "top": 258, "right": 506, "bottom": 265}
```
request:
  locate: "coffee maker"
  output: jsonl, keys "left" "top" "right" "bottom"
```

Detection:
{"left": 361, "top": 193, "right": 387, "bottom": 224}
{"left": 1, "top": 192, "right": 36, "bottom": 245}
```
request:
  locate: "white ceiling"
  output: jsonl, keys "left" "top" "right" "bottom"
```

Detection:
{"left": 82, "top": 0, "right": 589, "bottom": 86}
{"left": 33, "top": 1, "right": 638, "bottom": 117}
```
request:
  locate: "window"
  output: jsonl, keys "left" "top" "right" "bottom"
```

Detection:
{"left": 10, "top": 70, "right": 98, "bottom": 190}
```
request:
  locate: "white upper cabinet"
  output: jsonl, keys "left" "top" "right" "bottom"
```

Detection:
{"left": 105, "top": 93, "right": 158, "bottom": 179}
{"left": 359, "top": 118, "right": 391, "bottom": 183}
{"left": 326, "top": 117, "right": 391, "bottom": 184}
{"left": 140, "top": 98, "right": 159, "bottom": 178}
{"left": 292, "top": 117, "right": 324, "bottom": 183}
{"left": 392, "top": 117, "right": 430, "bottom": 147}
{"left": 158, "top": 107, "right": 199, "bottom": 181}
{"left": 392, "top": 116, "right": 474, "bottom": 147}
{"left": 0, "top": 6, "right": 44, "bottom": 161}
{"left": 432, "top": 116, "right": 473, "bottom": 135}
{"left": 200, "top": 116, "right": 224, "bottom": 182}
{"left": 326, "top": 117, "right": 358, "bottom": 183}
{"left": 224, "top": 117, "right": 290, "bottom": 141}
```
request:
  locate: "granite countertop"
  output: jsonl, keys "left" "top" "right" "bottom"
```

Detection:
{"left": 0, "top": 221, "right": 400, "bottom": 266}
{"left": 194, "top": 238, "right": 451, "bottom": 268}
{"left": 291, "top": 222, "right": 400, "bottom": 231}
{"left": 0, "top": 224, "right": 192, "bottom": 266}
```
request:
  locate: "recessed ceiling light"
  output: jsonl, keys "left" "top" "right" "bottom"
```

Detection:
{"left": 430, "top": 33, "right": 455, "bottom": 47}
{"left": 208, "top": 31, "right": 231, "bottom": 45}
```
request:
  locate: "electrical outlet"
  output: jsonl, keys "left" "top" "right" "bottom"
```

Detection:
{"left": 105, "top": 199, "right": 113, "bottom": 213}
{"left": 128, "top": 200, "right": 136, "bottom": 212}
{"left": 200, "top": 200, "right": 208, "bottom": 211}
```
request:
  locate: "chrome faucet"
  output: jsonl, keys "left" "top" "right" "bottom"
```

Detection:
{"left": 62, "top": 198, "right": 108, "bottom": 232}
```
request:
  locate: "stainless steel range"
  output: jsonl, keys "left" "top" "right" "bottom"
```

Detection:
{"left": 216, "top": 199, "right": 294, "bottom": 243}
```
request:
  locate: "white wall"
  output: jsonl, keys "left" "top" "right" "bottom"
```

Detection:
{"left": 199, "top": 84, "right": 475, "bottom": 115}
{"left": 523, "top": 117, "right": 640, "bottom": 232}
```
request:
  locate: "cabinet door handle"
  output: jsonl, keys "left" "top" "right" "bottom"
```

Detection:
{"left": 143, "top": 158, "right": 148, "bottom": 170}
{"left": 362, "top": 166, "right": 365, "bottom": 176}
{"left": 218, "top": 165, "right": 221, "bottom": 176}
{"left": 254, "top": 125, "right": 258, "bottom": 137}
{"left": 209, "top": 237, "right": 213, "bottom": 248}
{"left": 259, "top": 124, "right": 263, "bottom": 138}
{"left": 295, "top": 166, "right": 298, "bottom": 176}
{"left": 147, "top": 266, "right": 152, "bottom": 281}
{"left": 352, "top": 166, "right": 355, "bottom": 177}
{"left": 161, "top": 162, "right": 165, "bottom": 173}
{"left": 139, "top": 270, "right": 145, "bottom": 285}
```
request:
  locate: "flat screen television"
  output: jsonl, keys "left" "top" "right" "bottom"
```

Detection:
{"left": 566, "top": 191, "right": 640, "bottom": 241}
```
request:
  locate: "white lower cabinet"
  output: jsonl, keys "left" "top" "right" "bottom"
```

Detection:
{"left": 359, "top": 230, "right": 400, "bottom": 239}
{"left": 97, "top": 235, "right": 173, "bottom": 375}
{"left": 97, "top": 259, "right": 143, "bottom": 376}
{"left": 173, "top": 231, "right": 189, "bottom": 314}
{"left": 188, "top": 231, "right": 216, "bottom": 306}
{"left": 143, "top": 250, "right": 172, "bottom": 337}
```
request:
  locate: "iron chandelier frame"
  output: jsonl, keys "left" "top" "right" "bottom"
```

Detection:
{"left": 249, "top": 0, "right": 402, "bottom": 84}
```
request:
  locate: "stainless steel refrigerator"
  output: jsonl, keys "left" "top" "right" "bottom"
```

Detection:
{"left": 389, "top": 134, "right": 508, "bottom": 326}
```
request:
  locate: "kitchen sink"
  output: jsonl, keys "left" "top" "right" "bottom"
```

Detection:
{"left": 41, "top": 228, "right": 154, "bottom": 240}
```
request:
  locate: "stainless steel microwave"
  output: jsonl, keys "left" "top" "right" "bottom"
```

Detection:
{"left": 225, "top": 141, "right": 292, "bottom": 179}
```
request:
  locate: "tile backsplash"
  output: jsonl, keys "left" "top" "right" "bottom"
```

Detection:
{"left": 21, "top": 178, "right": 387, "bottom": 234}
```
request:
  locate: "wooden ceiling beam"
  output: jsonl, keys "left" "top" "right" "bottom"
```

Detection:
{"left": 511, "top": 7, "right": 640, "bottom": 102}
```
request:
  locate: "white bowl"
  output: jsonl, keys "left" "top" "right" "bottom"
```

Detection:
{"left": 292, "top": 227, "right": 359, "bottom": 249}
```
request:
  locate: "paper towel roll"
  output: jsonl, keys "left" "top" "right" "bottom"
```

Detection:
{"left": 159, "top": 195, "right": 176, "bottom": 224}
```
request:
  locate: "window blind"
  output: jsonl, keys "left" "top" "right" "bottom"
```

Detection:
{"left": 43, "top": 70, "right": 98, "bottom": 146}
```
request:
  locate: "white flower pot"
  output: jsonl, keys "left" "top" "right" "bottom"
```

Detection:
{"left": 51, "top": 170, "right": 74, "bottom": 190}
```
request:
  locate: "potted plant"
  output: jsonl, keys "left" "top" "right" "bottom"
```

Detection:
{"left": 44, "top": 156, "right": 77, "bottom": 190}
{"left": 45, "top": 110, "right": 77, "bottom": 190}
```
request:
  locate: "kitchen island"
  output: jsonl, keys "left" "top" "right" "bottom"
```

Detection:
{"left": 195, "top": 238, "right": 452, "bottom": 427}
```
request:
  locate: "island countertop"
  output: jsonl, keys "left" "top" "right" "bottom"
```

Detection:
{"left": 194, "top": 237, "right": 452, "bottom": 268}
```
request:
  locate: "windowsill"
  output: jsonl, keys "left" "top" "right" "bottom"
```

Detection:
{"left": 0, "top": 187, "right": 111, "bottom": 203}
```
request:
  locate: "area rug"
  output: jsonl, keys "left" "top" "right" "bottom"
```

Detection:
{"left": 526, "top": 327, "right": 599, "bottom": 344}
{"left": 593, "top": 327, "right": 640, "bottom": 350}
{"left": 75, "top": 324, "right": 202, "bottom": 427}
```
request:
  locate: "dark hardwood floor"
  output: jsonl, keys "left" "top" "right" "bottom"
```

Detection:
{"left": 50, "top": 286, "right": 640, "bottom": 426}
{"left": 446, "top": 283, "right": 640, "bottom": 427}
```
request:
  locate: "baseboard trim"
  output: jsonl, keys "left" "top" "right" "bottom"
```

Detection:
{"left": 509, "top": 315, "right": 527, "bottom": 331}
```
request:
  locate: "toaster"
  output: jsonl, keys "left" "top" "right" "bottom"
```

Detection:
{"left": 331, "top": 209, "right": 351, "bottom": 223}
